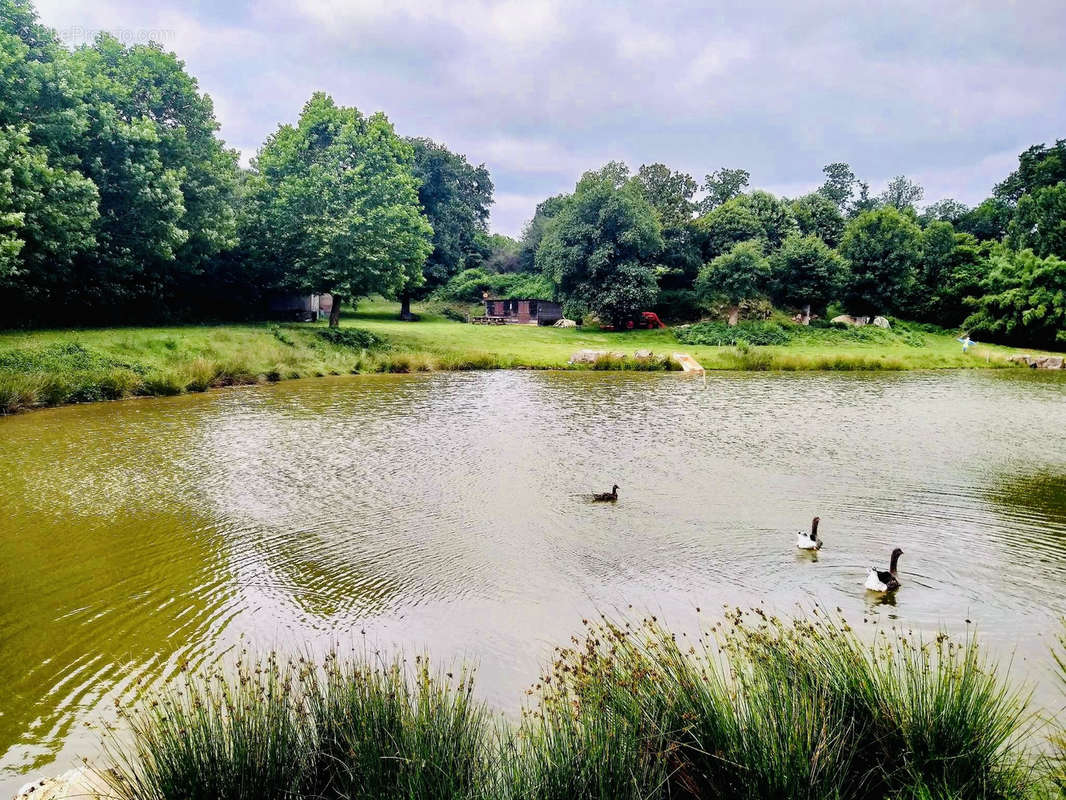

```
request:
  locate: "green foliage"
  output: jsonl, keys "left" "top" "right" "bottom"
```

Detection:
{"left": 995, "top": 139, "right": 1066, "bottom": 202}
{"left": 652, "top": 288, "right": 701, "bottom": 322}
{"left": 769, "top": 233, "right": 846, "bottom": 312}
{"left": 517, "top": 194, "right": 569, "bottom": 273}
{"left": 699, "top": 166, "right": 750, "bottom": 212}
{"left": 695, "top": 191, "right": 797, "bottom": 258}
{"left": 675, "top": 319, "right": 791, "bottom": 346}
{"left": 818, "top": 162, "right": 857, "bottom": 210}
{"left": 315, "top": 327, "right": 385, "bottom": 350}
{"left": 880, "top": 174, "right": 925, "bottom": 211}
{"left": 696, "top": 239, "right": 769, "bottom": 305}
{"left": 963, "top": 247, "right": 1066, "bottom": 348}
{"left": 243, "top": 93, "right": 432, "bottom": 314}
{"left": 438, "top": 267, "right": 554, "bottom": 303}
{"left": 840, "top": 207, "right": 922, "bottom": 316}
{"left": 1007, "top": 182, "right": 1066, "bottom": 259}
{"left": 537, "top": 164, "right": 662, "bottom": 328}
{"left": 790, "top": 192, "right": 845, "bottom": 247}
{"left": 957, "top": 198, "right": 1012, "bottom": 242}
{"left": 407, "top": 137, "right": 493, "bottom": 294}
{"left": 632, "top": 162, "right": 697, "bottom": 229}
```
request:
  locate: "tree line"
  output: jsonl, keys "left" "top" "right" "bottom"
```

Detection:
{"left": 461, "top": 152, "right": 1062, "bottom": 347}
{"left": 2, "top": 0, "right": 1063, "bottom": 348}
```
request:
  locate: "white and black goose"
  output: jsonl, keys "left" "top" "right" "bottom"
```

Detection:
{"left": 864, "top": 548, "right": 903, "bottom": 592}
{"left": 796, "top": 516, "right": 822, "bottom": 550}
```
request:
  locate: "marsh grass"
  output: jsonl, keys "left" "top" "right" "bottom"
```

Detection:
{"left": 101, "top": 612, "right": 1046, "bottom": 800}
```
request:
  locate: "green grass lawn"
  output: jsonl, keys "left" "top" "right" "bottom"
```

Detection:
{"left": 0, "top": 297, "right": 1061, "bottom": 414}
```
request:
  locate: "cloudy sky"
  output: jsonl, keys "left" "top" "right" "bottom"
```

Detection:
{"left": 32, "top": 0, "right": 1066, "bottom": 237}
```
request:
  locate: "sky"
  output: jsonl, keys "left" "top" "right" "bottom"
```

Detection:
{"left": 32, "top": 0, "right": 1066, "bottom": 238}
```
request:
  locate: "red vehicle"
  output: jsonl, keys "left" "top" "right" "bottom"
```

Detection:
{"left": 601, "top": 312, "right": 667, "bottom": 331}
{"left": 601, "top": 309, "right": 665, "bottom": 328}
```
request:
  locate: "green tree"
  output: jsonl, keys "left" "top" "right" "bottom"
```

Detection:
{"left": 848, "top": 181, "right": 881, "bottom": 217}
{"left": 696, "top": 239, "right": 769, "bottom": 322}
{"left": 536, "top": 165, "right": 662, "bottom": 327}
{"left": 818, "top": 162, "right": 857, "bottom": 210}
{"left": 72, "top": 36, "right": 239, "bottom": 272}
{"left": 994, "top": 139, "right": 1066, "bottom": 202}
{"left": 931, "top": 232, "right": 990, "bottom": 326}
{"left": 789, "top": 193, "right": 844, "bottom": 247}
{"left": 482, "top": 233, "right": 521, "bottom": 273}
{"left": 963, "top": 247, "right": 1066, "bottom": 348}
{"left": 879, "top": 175, "right": 924, "bottom": 211}
{"left": 518, "top": 194, "right": 569, "bottom": 272}
{"left": 914, "top": 220, "right": 957, "bottom": 318}
{"left": 402, "top": 137, "right": 492, "bottom": 318}
{"left": 633, "top": 163, "right": 696, "bottom": 229}
{"left": 920, "top": 198, "right": 969, "bottom": 226}
{"left": 956, "top": 197, "right": 1011, "bottom": 242}
{"left": 769, "top": 233, "right": 845, "bottom": 320}
{"left": 245, "top": 93, "right": 433, "bottom": 326}
{"left": 839, "top": 207, "right": 921, "bottom": 316}
{"left": 1006, "top": 182, "right": 1066, "bottom": 259}
{"left": 694, "top": 198, "right": 763, "bottom": 258}
{"left": 700, "top": 167, "right": 749, "bottom": 212}
{"left": 695, "top": 190, "right": 797, "bottom": 258}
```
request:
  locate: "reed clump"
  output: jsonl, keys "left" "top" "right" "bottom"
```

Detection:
{"left": 99, "top": 612, "right": 1051, "bottom": 800}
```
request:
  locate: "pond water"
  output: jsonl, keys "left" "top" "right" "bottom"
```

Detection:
{"left": 1, "top": 369, "right": 1066, "bottom": 791}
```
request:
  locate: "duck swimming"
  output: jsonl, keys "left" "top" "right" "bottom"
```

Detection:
{"left": 865, "top": 548, "right": 903, "bottom": 592}
{"left": 592, "top": 484, "right": 619, "bottom": 502}
{"left": 796, "top": 516, "right": 822, "bottom": 550}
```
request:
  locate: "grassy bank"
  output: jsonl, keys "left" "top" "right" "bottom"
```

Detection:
{"left": 0, "top": 299, "right": 1060, "bottom": 414}
{"left": 94, "top": 611, "right": 1063, "bottom": 800}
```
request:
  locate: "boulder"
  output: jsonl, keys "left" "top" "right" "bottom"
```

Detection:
{"left": 568, "top": 349, "right": 607, "bottom": 364}
{"left": 634, "top": 349, "right": 654, "bottom": 360}
{"left": 1007, "top": 354, "right": 1031, "bottom": 364}
{"left": 1036, "top": 356, "right": 1064, "bottom": 369}
{"left": 830, "top": 314, "right": 873, "bottom": 326}
{"left": 553, "top": 318, "right": 577, "bottom": 328}
{"left": 872, "top": 316, "right": 891, "bottom": 328}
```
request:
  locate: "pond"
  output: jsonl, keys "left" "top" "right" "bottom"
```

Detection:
{"left": 1, "top": 369, "right": 1065, "bottom": 791}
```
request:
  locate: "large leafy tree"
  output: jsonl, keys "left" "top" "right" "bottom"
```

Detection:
{"left": 699, "top": 167, "right": 749, "bottom": 213}
{"left": 879, "top": 175, "right": 924, "bottom": 212}
{"left": 244, "top": 93, "right": 432, "bottom": 326}
{"left": 696, "top": 239, "right": 769, "bottom": 323}
{"left": 818, "top": 162, "right": 857, "bottom": 210}
{"left": 0, "top": 0, "right": 99, "bottom": 312}
{"left": 963, "top": 247, "right": 1066, "bottom": 348}
{"left": 913, "top": 220, "right": 957, "bottom": 319}
{"left": 633, "top": 163, "right": 696, "bottom": 229}
{"left": 402, "top": 137, "right": 492, "bottom": 318}
{"left": 69, "top": 36, "right": 240, "bottom": 275}
{"left": 536, "top": 165, "right": 662, "bottom": 327}
{"left": 518, "top": 194, "right": 569, "bottom": 273}
{"left": 695, "top": 190, "right": 797, "bottom": 259}
{"left": 994, "top": 140, "right": 1066, "bottom": 202}
{"left": 790, "top": 193, "right": 844, "bottom": 248}
{"left": 956, "top": 198, "right": 1011, "bottom": 242}
{"left": 1006, "top": 182, "right": 1066, "bottom": 260}
{"left": 769, "top": 233, "right": 845, "bottom": 319}
{"left": 839, "top": 207, "right": 921, "bottom": 316}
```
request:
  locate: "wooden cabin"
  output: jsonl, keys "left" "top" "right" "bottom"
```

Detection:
{"left": 478, "top": 298, "right": 563, "bottom": 325}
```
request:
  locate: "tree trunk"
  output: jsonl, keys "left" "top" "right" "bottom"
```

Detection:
{"left": 801, "top": 303, "right": 811, "bottom": 326}
{"left": 399, "top": 293, "right": 415, "bottom": 321}
{"left": 329, "top": 295, "right": 342, "bottom": 328}
{"left": 727, "top": 306, "right": 740, "bottom": 326}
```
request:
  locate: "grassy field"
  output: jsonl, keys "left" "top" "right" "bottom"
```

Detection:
{"left": 0, "top": 298, "right": 1061, "bottom": 414}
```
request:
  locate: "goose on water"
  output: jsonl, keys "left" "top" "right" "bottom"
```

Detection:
{"left": 592, "top": 484, "right": 619, "bottom": 502}
{"left": 796, "top": 516, "right": 822, "bottom": 550}
{"left": 865, "top": 548, "right": 904, "bottom": 592}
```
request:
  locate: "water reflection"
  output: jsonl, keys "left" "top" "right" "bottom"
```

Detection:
{"left": 0, "top": 370, "right": 1064, "bottom": 792}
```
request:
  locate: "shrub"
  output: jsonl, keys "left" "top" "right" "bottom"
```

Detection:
{"left": 441, "top": 306, "right": 469, "bottom": 323}
{"left": 0, "top": 374, "right": 38, "bottom": 413}
{"left": 316, "top": 327, "right": 385, "bottom": 350}
{"left": 675, "top": 320, "right": 792, "bottom": 346}
{"left": 141, "top": 372, "right": 185, "bottom": 396}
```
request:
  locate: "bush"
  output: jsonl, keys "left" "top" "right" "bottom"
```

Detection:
{"left": 140, "top": 371, "right": 185, "bottom": 396}
{"left": 437, "top": 268, "right": 555, "bottom": 303}
{"left": 441, "top": 306, "right": 469, "bottom": 323}
{"left": 316, "top": 327, "right": 385, "bottom": 350}
{"left": 652, "top": 289, "right": 702, "bottom": 323}
{"left": 675, "top": 320, "right": 792, "bottom": 346}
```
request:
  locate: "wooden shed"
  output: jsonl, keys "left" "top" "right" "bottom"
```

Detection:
{"left": 479, "top": 298, "right": 563, "bottom": 325}
{"left": 267, "top": 293, "right": 330, "bottom": 322}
